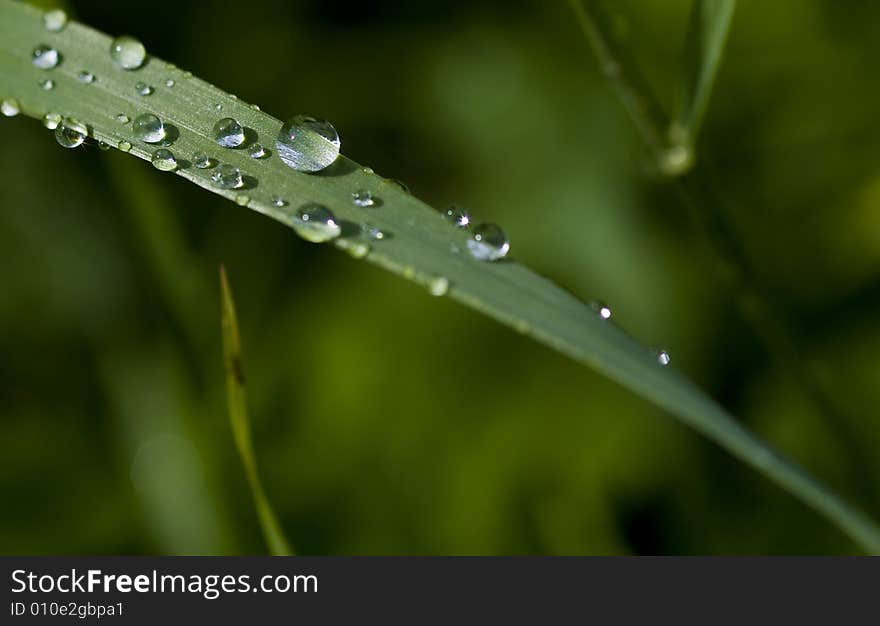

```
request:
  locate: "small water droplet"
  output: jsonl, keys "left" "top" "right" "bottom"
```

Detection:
{"left": 590, "top": 300, "right": 613, "bottom": 320}
{"left": 292, "top": 204, "right": 341, "bottom": 243}
{"left": 117, "top": 140, "right": 132, "bottom": 152}
{"left": 444, "top": 205, "right": 470, "bottom": 228}
{"left": 183, "top": 71, "right": 192, "bottom": 78}
{"left": 428, "top": 276, "right": 450, "bottom": 297}
{"left": 250, "top": 103, "right": 261, "bottom": 111}
{"left": 403, "top": 266, "right": 416, "bottom": 279}
{"left": 235, "top": 194, "right": 250, "bottom": 206}
{"left": 214, "top": 103, "right": 222, "bottom": 111}
{"left": 362, "top": 223, "right": 385, "bottom": 240}
{"left": 98, "top": 141, "right": 111, "bottom": 151}
{"left": 1, "top": 98, "right": 20, "bottom": 117}
{"left": 43, "top": 9, "right": 68, "bottom": 32}
{"left": 212, "top": 117, "right": 245, "bottom": 148}
{"left": 248, "top": 143, "right": 267, "bottom": 159}
{"left": 39, "top": 78, "right": 55, "bottom": 91}
{"left": 110, "top": 35, "right": 146, "bottom": 70}
{"left": 656, "top": 350, "right": 671, "bottom": 366}
{"left": 352, "top": 190, "right": 375, "bottom": 208}
{"left": 135, "top": 82, "right": 154, "bottom": 96}
{"left": 54, "top": 118, "right": 87, "bottom": 149}
{"left": 276, "top": 115, "right": 340, "bottom": 173}
{"left": 193, "top": 151, "right": 213, "bottom": 169}
{"left": 467, "top": 223, "right": 509, "bottom": 261}
{"left": 151, "top": 148, "right": 178, "bottom": 171}
{"left": 211, "top": 164, "right": 243, "bottom": 189}
{"left": 77, "top": 70, "right": 95, "bottom": 84}
{"left": 116, "top": 113, "right": 130, "bottom": 124}
{"left": 32, "top": 45, "right": 61, "bottom": 69}
{"left": 362, "top": 166, "right": 374, "bottom": 175}
{"left": 43, "top": 112, "right": 62, "bottom": 129}
{"left": 132, "top": 113, "right": 165, "bottom": 143}
{"left": 165, "top": 78, "right": 175, "bottom": 88}
{"left": 346, "top": 242, "right": 371, "bottom": 259}
{"left": 271, "top": 196, "right": 288, "bottom": 208}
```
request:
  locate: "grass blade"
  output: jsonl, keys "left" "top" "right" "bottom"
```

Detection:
{"left": 672, "top": 0, "right": 736, "bottom": 150}
{"left": 220, "top": 266, "right": 292, "bottom": 556}
{"left": 2, "top": 0, "right": 879, "bottom": 552}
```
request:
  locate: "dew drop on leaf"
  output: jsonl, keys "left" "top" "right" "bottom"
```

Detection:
{"left": 39, "top": 78, "right": 55, "bottom": 91}
{"left": 43, "top": 9, "right": 68, "bottom": 32}
{"left": 590, "top": 300, "right": 613, "bottom": 320}
{"left": 77, "top": 70, "right": 95, "bottom": 84}
{"left": 151, "top": 148, "right": 177, "bottom": 171}
{"left": 213, "top": 117, "right": 245, "bottom": 148}
{"left": 275, "top": 115, "right": 340, "bottom": 173}
{"left": 54, "top": 118, "right": 87, "bottom": 149}
{"left": 248, "top": 143, "right": 267, "bottom": 159}
{"left": 132, "top": 113, "right": 165, "bottom": 143}
{"left": 352, "top": 190, "right": 375, "bottom": 208}
{"left": 43, "top": 112, "right": 62, "bottom": 129}
{"left": 110, "top": 35, "right": 146, "bottom": 70}
{"left": 32, "top": 45, "right": 61, "bottom": 69}
{"left": 193, "top": 151, "right": 213, "bottom": 169}
{"left": 1, "top": 98, "right": 20, "bottom": 117}
{"left": 116, "top": 113, "right": 130, "bottom": 124}
{"left": 428, "top": 276, "right": 450, "bottom": 297}
{"left": 211, "top": 164, "right": 243, "bottom": 189}
{"left": 117, "top": 140, "right": 132, "bottom": 152}
{"left": 444, "top": 205, "right": 470, "bottom": 228}
{"left": 135, "top": 82, "right": 154, "bottom": 96}
{"left": 467, "top": 223, "right": 510, "bottom": 261}
{"left": 271, "top": 196, "right": 288, "bottom": 208}
{"left": 656, "top": 350, "right": 671, "bottom": 366}
{"left": 292, "top": 204, "right": 341, "bottom": 243}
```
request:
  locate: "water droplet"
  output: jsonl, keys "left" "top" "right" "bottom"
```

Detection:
{"left": 351, "top": 189, "right": 375, "bottom": 208}
{"left": 211, "top": 164, "right": 243, "bottom": 189}
{"left": 403, "top": 267, "right": 416, "bottom": 279}
{"left": 362, "top": 166, "right": 374, "bottom": 175}
{"left": 248, "top": 143, "right": 267, "bottom": 159}
{"left": 43, "top": 9, "right": 68, "bottom": 32}
{"left": 193, "top": 152, "right": 213, "bottom": 169}
{"left": 116, "top": 113, "right": 130, "bottom": 124}
{"left": 135, "top": 82, "right": 154, "bottom": 96}
{"left": 39, "top": 78, "right": 55, "bottom": 91}
{"left": 43, "top": 112, "right": 62, "bottom": 129}
{"left": 54, "top": 118, "right": 87, "bottom": 149}
{"left": 235, "top": 194, "right": 250, "bottom": 206}
{"left": 271, "top": 196, "right": 288, "bottom": 208}
{"left": 428, "top": 276, "right": 450, "bottom": 297}
{"left": 183, "top": 71, "right": 192, "bottom": 78}
{"left": 117, "top": 140, "right": 132, "bottom": 152}
{"left": 292, "top": 204, "right": 341, "bottom": 243}
{"left": 165, "top": 78, "right": 175, "bottom": 87}
{"left": 77, "top": 70, "right": 95, "bottom": 84}
{"left": 444, "top": 205, "right": 470, "bottom": 228}
{"left": 110, "top": 35, "right": 146, "bottom": 70}
{"left": 32, "top": 45, "right": 61, "bottom": 69}
{"left": 132, "top": 113, "right": 165, "bottom": 143}
{"left": 656, "top": 350, "right": 671, "bottom": 366}
{"left": 151, "top": 148, "right": 177, "bottom": 171}
{"left": 362, "top": 223, "right": 385, "bottom": 240}
{"left": 467, "top": 223, "right": 509, "bottom": 261}
{"left": 276, "top": 115, "right": 340, "bottom": 173}
{"left": 98, "top": 141, "right": 110, "bottom": 151}
{"left": 590, "top": 300, "right": 613, "bottom": 320}
{"left": 1, "top": 98, "right": 20, "bottom": 117}
{"left": 346, "top": 242, "right": 370, "bottom": 259}
{"left": 213, "top": 117, "right": 245, "bottom": 148}
{"left": 250, "top": 103, "right": 261, "bottom": 111}
{"left": 214, "top": 103, "right": 222, "bottom": 111}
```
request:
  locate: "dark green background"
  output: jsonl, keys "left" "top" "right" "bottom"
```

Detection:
{"left": 2, "top": 0, "right": 879, "bottom": 554}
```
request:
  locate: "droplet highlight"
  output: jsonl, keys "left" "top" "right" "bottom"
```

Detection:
{"left": 590, "top": 300, "right": 613, "bottom": 320}
{"left": 444, "top": 205, "right": 470, "bottom": 228}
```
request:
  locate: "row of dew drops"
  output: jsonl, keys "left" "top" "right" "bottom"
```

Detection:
{"left": 1, "top": 9, "right": 672, "bottom": 366}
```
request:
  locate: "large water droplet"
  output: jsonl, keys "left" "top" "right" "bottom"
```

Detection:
{"left": 352, "top": 190, "right": 375, "bottom": 208}
{"left": 444, "top": 205, "right": 470, "bottom": 228}
{"left": 135, "top": 82, "right": 154, "bottom": 96}
{"left": 292, "top": 204, "right": 341, "bottom": 243}
{"left": 211, "top": 164, "right": 243, "bottom": 189}
{"left": 193, "top": 152, "right": 213, "bottom": 169}
{"left": 77, "top": 70, "right": 95, "bottom": 84}
{"left": 213, "top": 117, "right": 245, "bottom": 148}
{"left": 1, "top": 98, "right": 20, "bottom": 117}
{"left": 32, "top": 45, "right": 61, "bottom": 69}
{"left": 43, "top": 112, "right": 62, "bottom": 129}
{"left": 54, "top": 118, "right": 87, "bottom": 149}
{"left": 428, "top": 276, "right": 450, "bottom": 297}
{"left": 656, "top": 350, "right": 671, "bottom": 366}
{"left": 132, "top": 113, "right": 165, "bottom": 143}
{"left": 590, "top": 300, "right": 613, "bottom": 320}
{"left": 151, "top": 148, "right": 177, "bottom": 171}
{"left": 39, "top": 78, "right": 55, "bottom": 91}
{"left": 275, "top": 115, "right": 340, "bottom": 173}
{"left": 110, "top": 35, "right": 146, "bottom": 70}
{"left": 43, "top": 9, "right": 68, "bottom": 32}
{"left": 467, "top": 223, "right": 509, "bottom": 261}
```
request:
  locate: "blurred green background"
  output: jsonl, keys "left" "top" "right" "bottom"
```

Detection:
{"left": 2, "top": 0, "right": 880, "bottom": 554}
